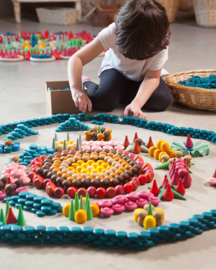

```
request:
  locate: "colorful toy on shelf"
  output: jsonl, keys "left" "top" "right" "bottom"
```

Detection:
{"left": 206, "top": 169, "right": 216, "bottom": 186}
{"left": 149, "top": 139, "right": 176, "bottom": 162}
{"left": 0, "top": 53, "right": 24, "bottom": 62}
{"left": 3, "top": 192, "right": 62, "bottom": 217}
{"left": 148, "top": 177, "right": 186, "bottom": 202}
{"left": 61, "top": 47, "right": 78, "bottom": 59}
{"left": 124, "top": 133, "right": 149, "bottom": 153}
{"left": 171, "top": 134, "right": 210, "bottom": 157}
{"left": 134, "top": 202, "right": 164, "bottom": 229}
{"left": 84, "top": 126, "right": 112, "bottom": 141}
{"left": 0, "top": 140, "right": 20, "bottom": 153}
{"left": 0, "top": 30, "right": 94, "bottom": 63}
{"left": 30, "top": 54, "right": 55, "bottom": 62}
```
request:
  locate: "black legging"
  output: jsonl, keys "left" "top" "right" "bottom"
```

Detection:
{"left": 84, "top": 68, "right": 171, "bottom": 112}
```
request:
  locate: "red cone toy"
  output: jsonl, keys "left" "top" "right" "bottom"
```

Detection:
{"left": 150, "top": 179, "right": 160, "bottom": 196}
{"left": 5, "top": 207, "right": 17, "bottom": 224}
{"left": 182, "top": 171, "right": 192, "bottom": 188}
{"left": 175, "top": 178, "right": 185, "bottom": 196}
{"left": 163, "top": 183, "right": 174, "bottom": 201}
{"left": 162, "top": 175, "right": 169, "bottom": 189}
{"left": 171, "top": 170, "right": 179, "bottom": 186}
{"left": 185, "top": 134, "right": 193, "bottom": 149}
{"left": 146, "top": 137, "right": 154, "bottom": 149}
{"left": 212, "top": 169, "right": 216, "bottom": 178}
{"left": 133, "top": 133, "right": 138, "bottom": 142}
{"left": 123, "top": 136, "right": 130, "bottom": 149}
{"left": 132, "top": 139, "right": 141, "bottom": 154}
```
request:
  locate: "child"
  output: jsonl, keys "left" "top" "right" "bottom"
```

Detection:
{"left": 68, "top": 0, "right": 171, "bottom": 119}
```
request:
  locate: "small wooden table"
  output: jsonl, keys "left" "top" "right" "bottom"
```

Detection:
{"left": 12, "top": 0, "right": 82, "bottom": 23}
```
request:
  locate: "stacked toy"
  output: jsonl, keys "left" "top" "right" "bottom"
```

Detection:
{"left": 134, "top": 202, "right": 165, "bottom": 229}
{"left": 149, "top": 139, "right": 176, "bottom": 162}
{"left": 171, "top": 134, "right": 210, "bottom": 157}
{"left": 148, "top": 176, "right": 186, "bottom": 202}
{"left": 1, "top": 162, "right": 31, "bottom": 186}
{"left": 123, "top": 133, "right": 149, "bottom": 154}
{"left": 5, "top": 124, "right": 38, "bottom": 141}
{"left": 206, "top": 169, "right": 216, "bottom": 186}
{"left": 55, "top": 117, "right": 90, "bottom": 132}
{"left": 84, "top": 126, "right": 112, "bottom": 141}
{"left": 82, "top": 140, "right": 124, "bottom": 151}
{"left": 62, "top": 193, "right": 94, "bottom": 224}
{"left": 0, "top": 140, "right": 20, "bottom": 153}
{"left": 52, "top": 133, "right": 77, "bottom": 152}
{"left": 3, "top": 192, "right": 62, "bottom": 217}
{"left": 0, "top": 204, "right": 25, "bottom": 226}
{"left": 93, "top": 192, "right": 161, "bottom": 218}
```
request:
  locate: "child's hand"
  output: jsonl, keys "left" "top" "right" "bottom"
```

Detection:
{"left": 72, "top": 89, "right": 92, "bottom": 113}
{"left": 124, "top": 101, "right": 147, "bottom": 119}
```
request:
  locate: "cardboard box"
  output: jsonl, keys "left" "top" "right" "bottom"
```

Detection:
{"left": 45, "top": 81, "right": 87, "bottom": 114}
{"left": 36, "top": 7, "right": 79, "bottom": 25}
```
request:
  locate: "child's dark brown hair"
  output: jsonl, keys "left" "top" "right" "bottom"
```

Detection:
{"left": 115, "top": 0, "right": 171, "bottom": 60}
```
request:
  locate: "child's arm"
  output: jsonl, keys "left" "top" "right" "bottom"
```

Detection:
{"left": 68, "top": 37, "right": 105, "bottom": 113}
{"left": 124, "top": 69, "right": 162, "bottom": 119}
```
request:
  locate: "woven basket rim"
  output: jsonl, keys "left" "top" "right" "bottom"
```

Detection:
{"left": 166, "top": 69, "right": 216, "bottom": 93}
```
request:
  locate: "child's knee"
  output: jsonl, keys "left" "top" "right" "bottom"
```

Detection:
{"left": 92, "top": 100, "right": 117, "bottom": 112}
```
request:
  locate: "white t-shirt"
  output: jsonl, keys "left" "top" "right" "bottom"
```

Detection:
{"left": 98, "top": 22, "right": 168, "bottom": 82}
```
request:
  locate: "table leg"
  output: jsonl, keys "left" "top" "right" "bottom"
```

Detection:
{"left": 13, "top": 2, "right": 21, "bottom": 23}
{"left": 75, "top": 1, "right": 82, "bottom": 21}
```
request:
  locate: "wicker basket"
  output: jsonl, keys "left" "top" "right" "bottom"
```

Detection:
{"left": 192, "top": 0, "right": 216, "bottom": 27}
{"left": 157, "top": 0, "right": 181, "bottom": 23}
{"left": 179, "top": 0, "right": 193, "bottom": 11}
{"left": 91, "top": 6, "right": 120, "bottom": 27}
{"left": 166, "top": 70, "right": 216, "bottom": 111}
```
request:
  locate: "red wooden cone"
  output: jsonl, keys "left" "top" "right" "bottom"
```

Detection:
{"left": 6, "top": 207, "right": 17, "bottom": 224}
{"left": 150, "top": 179, "right": 160, "bottom": 196}
{"left": 132, "top": 139, "right": 141, "bottom": 154}
{"left": 185, "top": 134, "right": 193, "bottom": 149}
{"left": 162, "top": 175, "right": 169, "bottom": 189}
{"left": 182, "top": 171, "right": 192, "bottom": 188}
{"left": 171, "top": 170, "right": 179, "bottom": 186}
{"left": 175, "top": 178, "right": 185, "bottom": 196}
{"left": 212, "top": 169, "right": 216, "bottom": 178}
{"left": 161, "top": 175, "right": 168, "bottom": 186}
{"left": 169, "top": 160, "right": 176, "bottom": 178}
{"left": 146, "top": 137, "right": 154, "bottom": 149}
{"left": 4, "top": 177, "right": 13, "bottom": 192}
{"left": 133, "top": 133, "right": 138, "bottom": 142}
{"left": 123, "top": 136, "right": 130, "bottom": 149}
{"left": 163, "top": 183, "right": 174, "bottom": 201}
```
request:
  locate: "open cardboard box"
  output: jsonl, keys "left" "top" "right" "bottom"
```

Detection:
{"left": 45, "top": 81, "right": 87, "bottom": 114}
